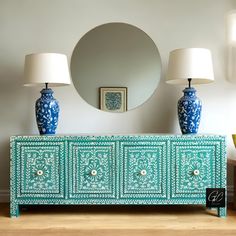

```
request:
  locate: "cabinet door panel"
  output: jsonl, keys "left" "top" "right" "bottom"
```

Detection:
{"left": 15, "top": 141, "right": 65, "bottom": 198}
{"left": 120, "top": 140, "right": 167, "bottom": 199}
{"left": 170, "top": 141, "right": 219, "bottom": 199}
{"left": 69, "top": 141, "right": 116, "bottom": 199}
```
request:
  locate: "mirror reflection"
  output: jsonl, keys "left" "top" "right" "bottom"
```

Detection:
{"left": 71, "top": 23, "right": 161, "bottom": 112}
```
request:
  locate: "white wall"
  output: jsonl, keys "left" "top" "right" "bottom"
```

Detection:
{"left": 0, "top": 0, "right": 235, "bottom": 199}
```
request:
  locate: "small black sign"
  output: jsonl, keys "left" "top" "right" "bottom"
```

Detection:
{"left": 206, "top": 188, "right": 225, "bottom": 208}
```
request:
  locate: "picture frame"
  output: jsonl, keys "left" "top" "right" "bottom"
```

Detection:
{"left": 99, "top": 87, "right": 127, "bottom": 112}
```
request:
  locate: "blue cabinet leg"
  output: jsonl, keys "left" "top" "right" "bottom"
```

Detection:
{"left": 217, "top": 207, "right": 227, "bottom": 218}
{"left": 10, "top": 203, "right": 20, "bottom": 218}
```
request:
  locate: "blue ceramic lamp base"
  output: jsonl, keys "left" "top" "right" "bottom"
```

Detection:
{"left": 35, "top": 85, "right": 59, "bottom": 135}
{"left": 178, "top": 82, "right": 202, "bottom": 134}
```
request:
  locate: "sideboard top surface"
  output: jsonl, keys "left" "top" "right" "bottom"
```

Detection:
{"left": 10, "top": 134, "right": 226, "bottom": 142}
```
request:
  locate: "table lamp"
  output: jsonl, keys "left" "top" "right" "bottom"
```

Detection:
{"left": 24, "top": 53, "right": 71, "bottom": 135}
{"left": 166, "top": 48, "right": 214, "bottom": 134}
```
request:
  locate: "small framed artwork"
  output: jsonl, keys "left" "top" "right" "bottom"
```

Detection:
{"left": 99, "top": 87, "right": 127, "bottom": 112}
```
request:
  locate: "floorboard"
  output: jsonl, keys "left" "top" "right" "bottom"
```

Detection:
{"left": 1, "top": 203, "right": 236, "bottom": 236}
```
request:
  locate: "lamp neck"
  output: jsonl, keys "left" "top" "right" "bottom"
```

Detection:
{"left": 188, "top": 78, "right": 192, "bottom": 88}
{"left": 45, "top": 83, "right": 49, "bottom": 90}
{"left": 182, "top": 87, "right": 196, "bottom": 98}
{"left": 40, "top": 88, "right": 54, "bottom": 99}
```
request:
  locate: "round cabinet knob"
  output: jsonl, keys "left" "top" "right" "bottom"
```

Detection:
{"left": 193, "top": 169, "right": 200, "bottom": 176}
{"left": 90, "top": 170, "right": 97, "bottom": 176}
{"left": 37, "top": 170, "right": 44, "bottom": 176}
{"left": 140, "top": 170, "right": 147, "bottom": 176}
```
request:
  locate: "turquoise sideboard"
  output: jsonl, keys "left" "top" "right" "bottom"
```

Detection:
{"left": 10, "top": 134, "right": 227, "bottom": 217}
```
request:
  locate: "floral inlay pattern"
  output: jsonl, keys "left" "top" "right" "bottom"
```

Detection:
{"left": 126, "top": 151, "right": 160, "bottom": 191}
{"left": 83, "top": 158, "right": 107, "bottom": 189}
{"left": 72, "top": 145, "right": 114, "bottom": 194}
{"left": 10, "top": 135, "right": 226, "bottom": 218}
{"left": 21, "top": 146, "right": 60, "bottom": 193}
{"left": 122, "top": 145, "right": 164, "bottom": 196}
{"left": 174, "top": 146, "right": 215, "bottom": 196}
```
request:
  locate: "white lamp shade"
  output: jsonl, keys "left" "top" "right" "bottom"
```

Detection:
{"left": 24, "top": 53, "right": 71, "bottom": 86}
{"left": 227, "top": 11, "right": 236, "bottom": 43}
{"left": 166, "top": 48, "right": 214, "bottom": 85}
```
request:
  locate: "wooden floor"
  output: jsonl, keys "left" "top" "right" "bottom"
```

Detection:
{"left": 1, "top": 204, "right": 236, "bottom": 236}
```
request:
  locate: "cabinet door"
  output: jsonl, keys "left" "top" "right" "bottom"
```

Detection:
{"left": 120, "top": 140, "right": 167, "bottom": 199}
{"left": 15, "top": 141, "right": 65, "bottom": 199}
{"left": 170, "top": 140, "right": 220, "bottom": 199}
{"left": 68, "top": 141, "right": 116, "bottom": 199}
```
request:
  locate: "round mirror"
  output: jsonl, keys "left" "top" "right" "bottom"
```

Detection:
{"left": 71, "top": 23, "right": 161, "bottom": 112}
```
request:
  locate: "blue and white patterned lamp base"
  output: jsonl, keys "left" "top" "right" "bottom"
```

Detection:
{"left": 35, "top": 88, "right": 59, "bottom": 135}
{"left": 178, "top": 87, "right": 202, "bottom": 134}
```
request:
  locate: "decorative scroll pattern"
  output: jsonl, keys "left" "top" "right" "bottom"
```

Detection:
{"left": 69, "top": 141, "right": 116, "bottom": 199}
{"left": 177, "top": 148, "right": 214, "bottom": 191}
{"left": 171, "top": 143, "right": 217, "bottom": 199}
{"left": 14, "top": 141, "right": 65, "bottom": 202}
{"left": 125, "top": 148, "right": 161, "bottom": 191}
{"left": 75, "top": 147, "right": 111, "bottom": 191}
{"left": 120, "top": 141, "right": 167, "bottom": 199}
{"left": 10, "top": 135, "right": 226, "bottom": 218}
{"left": 22, "top": 147, "right": 60, "bottom": 192}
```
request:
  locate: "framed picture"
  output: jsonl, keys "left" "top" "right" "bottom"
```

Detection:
{"left": 99, "top": 87, "right": 127, "bottom": 112}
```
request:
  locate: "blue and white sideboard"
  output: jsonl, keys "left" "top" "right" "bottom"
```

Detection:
{"left": 10, "top": 134, "right": 227, "bottom": 217}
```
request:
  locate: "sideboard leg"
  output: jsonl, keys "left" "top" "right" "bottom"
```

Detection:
{"left": 217, "top": 207, "right": 227, "bottom": 218}
{"left": 10, "top": 203, "right": 20, "bottom": 218}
